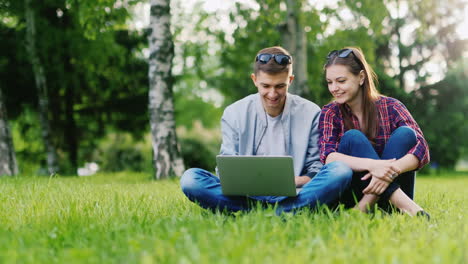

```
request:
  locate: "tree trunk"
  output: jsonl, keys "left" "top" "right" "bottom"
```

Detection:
{"left": 65, "top": 77, "right": 78, "bottom": 171}
{"left": 281, "top": 0, "right": 310, "bottom": 98}
{"left": 0, "top": 86, "right": 18, "bottom": 176}
{"left": 396, "top": 0, "right": 406, "bottom": 90}
{"left": 24, "top": 0, "right": 59, "bottom": 174}
{"left": 148, "top": 0, "right": 185, "bottom": 179}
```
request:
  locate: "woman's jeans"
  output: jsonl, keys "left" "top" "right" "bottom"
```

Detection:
{"left": 338, "top": 126, "right": 417, "bottom": 209}
{"left": 180, "top": 161, "right": 353, "bottom": 214}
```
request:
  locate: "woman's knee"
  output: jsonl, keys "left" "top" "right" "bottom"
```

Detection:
{"left": 385, "top": 127, "right": 417, "bottom": 154}
{"left": 341, "top": 129, "right": 368, "bottom": 145}
{"left": 392, "top": 126, "right": 416, "bottom": 145}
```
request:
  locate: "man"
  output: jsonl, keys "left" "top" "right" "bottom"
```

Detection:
{"left": 180, "top": 46, "right": 352, "bottom": 214}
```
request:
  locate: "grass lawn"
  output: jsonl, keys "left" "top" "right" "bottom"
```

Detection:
{"left": 0, "top": 172, "right": 466, "bottom": 263}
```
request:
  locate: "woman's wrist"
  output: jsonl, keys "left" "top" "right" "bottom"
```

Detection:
{"left": 365, "top": 158, "right": 378, "bottom": 172}
{"left": 391, "top": 159, "right": 404, "bottom": 175}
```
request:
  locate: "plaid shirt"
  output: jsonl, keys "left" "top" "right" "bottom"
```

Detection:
{"left": 319, "top": 96, "right": 430, "bottom": 169}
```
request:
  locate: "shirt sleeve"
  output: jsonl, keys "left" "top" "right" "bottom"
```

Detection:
{"left": 303, "top": 108, "right": 323, "bottom": 178}
{"left": 318, "top": 104, "right": 342, "bottom": 164}
{"left": 392, "top": 100, "right": 430, "bottom": 169}
{"left": 219, "top": 108, "right": 239, "bottom": 156}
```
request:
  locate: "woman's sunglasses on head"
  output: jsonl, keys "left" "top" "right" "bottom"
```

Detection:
{"left": 327, "top": 49, "right": 355, "bottom": 59}
{"left": 327, "top": 48, "right": 363, "bottom": 67}
{"left": 256, "top": 53, "right": 292, "bottom": 65}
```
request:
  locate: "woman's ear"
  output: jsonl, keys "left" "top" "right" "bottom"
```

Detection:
{"left": 359, "top": 70, "right": 365, "bottom": 86}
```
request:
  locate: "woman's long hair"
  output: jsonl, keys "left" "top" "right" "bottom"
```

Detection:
{"left": 324, "top": 47, "right": 381, "bottom": 142}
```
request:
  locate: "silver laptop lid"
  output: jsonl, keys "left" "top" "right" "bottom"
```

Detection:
{"left": 216, "top": 155, "right": 297, "bottom": 197}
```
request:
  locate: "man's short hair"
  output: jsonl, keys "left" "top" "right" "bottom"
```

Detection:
{"left": 254, "top": 46, "right": 293, "bottom": 75}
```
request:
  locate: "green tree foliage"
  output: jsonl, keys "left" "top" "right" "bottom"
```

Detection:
{"left": 174, "top": 0, "right": 468, "bottom": 169}
{"left": 205, "top": 1, "right": 284, "bottom": 103}
{"left": 171, "top": 0, "right": 224, "bottom": 128}
{"left": 0, "top": 0, "right": 148, "bottom": 173}
{"left": 1, "top": 0, "right": 466, "bottom": 172}
{"left": 408, "top": 60, "right": 468, "bottom": 169}
{"left": 379, "top": 0, "right": 468, "bottom": 88}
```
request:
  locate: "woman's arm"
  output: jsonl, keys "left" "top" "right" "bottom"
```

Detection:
{"left": 392, "top": 100, "right": 430, "bottom": 169}
{"left": 326, "top": 152, "right": 374, "bottom": 171}
{"left": 326, "top": 152, "right": 400, "bottom": 177}
{"left": 327, "top": 152, "right": 401, "bottom": 195}
{"left": 326, "top": 152, "right": 417, "bottom": 176}
{"left": 392, "top": 154, "right": 419, "bottom": 174}
{"left": 361, "top": 154, "right": 418, "bottom": 194}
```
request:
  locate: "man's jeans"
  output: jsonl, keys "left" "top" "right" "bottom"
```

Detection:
{"left": 337, "top": 126, "right": 417, "bottom": 208}
{"left": 180, "top": 161, "right": 352, "bottom": 214}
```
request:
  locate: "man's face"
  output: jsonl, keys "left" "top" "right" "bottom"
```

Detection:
{"left": 251, "top": 71, "right": 294, "bottom": 117}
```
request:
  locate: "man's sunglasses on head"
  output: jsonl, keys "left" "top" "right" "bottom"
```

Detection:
{"left": 256, "top": 53, "right": 292, "bottom": 65}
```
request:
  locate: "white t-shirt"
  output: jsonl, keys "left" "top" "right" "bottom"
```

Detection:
{"left": 256, "top": 113, "right": 287, "bottom": 156}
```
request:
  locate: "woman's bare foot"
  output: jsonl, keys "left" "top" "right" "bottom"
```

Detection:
{"left": 388, "top": 188, "right": 423, "bottom": 216}
{"left": 355, "top": 194, "right": 379, "bottom": 213}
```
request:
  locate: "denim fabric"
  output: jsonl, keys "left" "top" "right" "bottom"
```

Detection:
{"left": 180, "top": 161, "right": 352, "bottom": 214}
{"left": 337, "top": 126, "right": 417, "bottom": 208}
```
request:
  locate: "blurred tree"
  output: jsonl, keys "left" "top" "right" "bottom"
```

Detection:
{"left": 148, "top": 0, "right": 184, "bottom": 179}
{"left": 0, "top": 85, "right": 18, "bottom": 176}
{"left": 171, "top": 0, "right": 224, "bottom": 129}
{"left": 1, "top": 0, "right": 148, "bottom": 173}
{"left": 381, "top": 0, "right": 467, "bottom": 89}
{"left": 409, "top": 60, "right": 468, "bottom": 169}
{"left": 279, "top": 0, "right": 309, "bottom": 97}
{"left": 24, "top": 0, "right": 59, "bottom": 174}
{"left": 210, "top": 1, "right": 283, "bottom": 102}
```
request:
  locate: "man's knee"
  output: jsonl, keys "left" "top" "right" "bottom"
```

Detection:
{"left": 180, "top": 168, "right": 203, "bottom": 194}
{"left": 326, "top": 161, "right": 353, "bottom": 186}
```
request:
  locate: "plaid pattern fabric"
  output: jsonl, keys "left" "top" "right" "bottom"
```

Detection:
{"left": 319, "top": 96, "right": 430, "bottom": 169}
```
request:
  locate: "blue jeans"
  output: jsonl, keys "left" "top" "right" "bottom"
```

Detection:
{"left": 337, "top": 126, "right": 417, "bottom": 208}
{"left": 180, "top": 161, "right": 352, "bottom": 214}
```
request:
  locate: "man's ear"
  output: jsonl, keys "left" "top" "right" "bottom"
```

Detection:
{"left": 289, "top": 75, "right": 295, "bottom": 84}
{"left": 251, "top": 73, "right": 257, "bottom": 85}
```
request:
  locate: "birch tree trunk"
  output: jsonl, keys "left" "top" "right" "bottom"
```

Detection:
{"left": 148, "top": 0, "right": 184, "bottom": 179}
{"left": 0, "top": 86, "right": 18, "bottom": 176}
{"left": 24, "top": 0, "right": 59, "bottom": 174}
{"left": 281, "top": 0, "right": 310, "bottom": 98}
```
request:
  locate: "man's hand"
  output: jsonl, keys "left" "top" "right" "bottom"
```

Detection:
{"left": 295, "top": 176, "right": 311, "bottom": 188}
{"left": 367, "top": 159, "right": 401, "bottom": 183}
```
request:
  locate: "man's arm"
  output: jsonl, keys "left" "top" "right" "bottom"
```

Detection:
{"left": 219, "top": 110, "right": 239, "bottom": 156}
{"left": 303, "top": 109, "right": 323, "bottom": 177}
{"left": 297, "top": 108, "right": 322, "bottom": 187}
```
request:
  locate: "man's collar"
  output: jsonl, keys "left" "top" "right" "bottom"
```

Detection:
{"left": 255, "top": 93, "right": 292, "bottom": 121}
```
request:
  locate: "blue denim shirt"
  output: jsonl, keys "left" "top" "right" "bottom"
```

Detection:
{"left": 219, "top": 93, "right": 323, "bottom": 178}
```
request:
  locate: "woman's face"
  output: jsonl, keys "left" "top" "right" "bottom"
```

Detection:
{"left": 325, "top": 64, "right": 365, "bottom": 106}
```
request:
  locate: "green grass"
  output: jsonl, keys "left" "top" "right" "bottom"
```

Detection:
{"left": 0, "top": 172, "right": 466, "bottom": 264}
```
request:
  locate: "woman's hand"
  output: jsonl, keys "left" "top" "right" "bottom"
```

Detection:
{"left": 366, "top": 159, "right": 401, "bottom": 183}
{"left": 361, "top": 159, "right": 401, "bottom": 195}
{"left": 361, "top": 175, "right": 390, "bottom": 195}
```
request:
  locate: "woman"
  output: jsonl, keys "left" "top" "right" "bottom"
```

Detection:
{"left": 319, "top": 47, "right": 430, "bottom": 218}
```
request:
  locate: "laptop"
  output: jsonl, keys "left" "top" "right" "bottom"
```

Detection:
{"left": 216, "top": 155, "right": 298, "bottom": 197}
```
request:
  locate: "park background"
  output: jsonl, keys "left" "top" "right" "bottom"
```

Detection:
{"left": 0, "top": 0, "right": 467, "bottom": 177}
{"left": 0, "top": 0, "right": 467, "bottom": 263}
